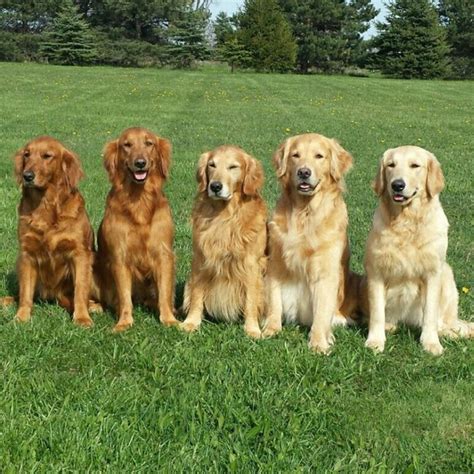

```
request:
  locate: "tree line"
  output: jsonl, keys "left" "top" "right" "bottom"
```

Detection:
{"left": 0, "top": 0, "right": 472, "bottom": 79}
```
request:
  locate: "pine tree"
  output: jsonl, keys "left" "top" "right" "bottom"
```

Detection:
{"left": 40, "top": 1, "right": 98, "bottom": 65}
{"left": 372, "top": 0, "right": 451, "bottom": 79}
{"left": 213, "top": 12, "right": 237, "bottom": 47}
{"left": 165, "top": 8, "right": 210, "bottom": 68}
{"left": 239, "top": 0, "right": 297, "bottom": 72}
{"left": 217, "top": 38, "right": 252, "bottom": 72}
{"left": 438, "top": 0, "right": 474, "bottom": 78}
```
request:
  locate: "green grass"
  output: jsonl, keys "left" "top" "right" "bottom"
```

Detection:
{"left": 0, "top": 62, "right": 473, "bottom": 472}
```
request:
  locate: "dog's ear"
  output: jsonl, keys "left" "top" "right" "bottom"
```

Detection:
{"left": 13, "top": 147, "right": 25, "bottom": 186}
{"left": 243, "top": 154, "right": 264, "bottom": 197}
{"left": 156, "top": 137, "right": 172, "bottom": 179}
{"left": 196, "top": 151, "right": 211, "bottom": 193}
{"left": 373, "top": 150, "right": 390, "bottom": 196}
{"left": 103, "top": 139, "right": 119, "bottom": 183}
{"left": 426, "top": 152, "right": 445, "bottom": 198}
{"left": 273, "top": 139, "right": 290, "bottom": 178}
{"left": 330, "top": 139, "right": 353, "bottom": 182}
{"left": 62, "top": 147, "right": 84, "bottom": 191}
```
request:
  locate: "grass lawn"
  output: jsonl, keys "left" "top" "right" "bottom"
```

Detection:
{"left": 0, "top": 62, "right": 473, "bottom": 471}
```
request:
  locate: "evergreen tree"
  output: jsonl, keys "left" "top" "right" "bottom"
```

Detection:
{"left": 238, "top": 0, "right": 297, "bottom": 72}
{"left": 213, "top": 12, "right": 237, "bottom": 47}
{"left": 372, "top": 0, "right": 451, "bottom": 79}
{"left": 217, "top": 37, "right": 252, "bottom": 72}
{"left": 438, "top": 0, "right": 474, "bottom": 78}
{"left": 165, "top": 8, "right": 210, "bottom": 68}
{"left": 40, "top": 1, "right": 98, "bottom": 65}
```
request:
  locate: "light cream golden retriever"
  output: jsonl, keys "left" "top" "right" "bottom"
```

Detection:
{"left": 362, "top": 145, "right": 474, "bottom": 355}
{"left": 263, "top": 133, "right": 359, "bottom": 353}
{"left": 181, "top": 145, "right": 267, "bottom": 338}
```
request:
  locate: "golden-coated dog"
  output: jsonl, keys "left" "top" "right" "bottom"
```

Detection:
{"left": 181, "top": 145, "right": 267, "bottom": 338}
{"left": 263, "top": 133, "right": 359, "bottom": 353}
{"left": 94, "top": 127, "right": 178, "bottom": 332}
{"left": 4, "top": 136, "right": 94, "bottom": 326}
{"left": 362, "top": 145, "right": 474, "bottom": 355}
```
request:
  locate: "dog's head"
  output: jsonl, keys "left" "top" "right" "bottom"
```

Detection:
{"left": 374, "top": 146, "right": 445, "bottom": 205}
{"left": 273, "top": 133, "right": 352, "bottom": 196}
{"left": 14, "top": 136, "right": 83, "bottom": 192}
{"left": 103, "top": 127, "right": 171, "bottom": 186}
{"left": 196, "top": 145, "right": 264, "bottom": 201}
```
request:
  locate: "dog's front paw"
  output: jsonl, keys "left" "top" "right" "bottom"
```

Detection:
{"left": 113, "top": 321, "right": 133, "bottom": 333}
{"left": 160, "top": 314, "right": 179, "bottom": 327}
{"left": 15, "top": 308, "right": 31, "bottom": 323}
{"left": 308, "top": 333, "right": 333, "bottom": 355}
{"left": 365, "top": 337, "right": 385, "bottom": 353}
{"left": 244, "top": 325, "right": 262, "bottom": 339}
{"left": 421, "top": 339, "right": 444, "bottom": 356}
{"left": 261, "top": 323, "right": 282, "bottom": 338}
{"left": 73, "top": 312, "right": 93, "bottom": 328}
{"left": 179, "top": 320, "right": 200, "bottom": 333}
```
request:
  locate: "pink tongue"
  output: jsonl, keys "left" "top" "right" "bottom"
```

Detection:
{"left": 393, "top": 194, "right": 404, "bottom": 202}
{"left": 134, "top": 171, "right": 147, "bottom": 180}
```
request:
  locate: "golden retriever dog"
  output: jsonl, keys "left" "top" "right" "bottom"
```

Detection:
{"left": 181, "top": 145, "right": 267, "bottom": 338}
{"left": 263, "top": 133, "right": 359, "bottom": 353}
{"left": 94, "top": 127, "right": 178, "bottom": 332}
{"left": 362, "top": 146, "right": 474, "bottom": 355}
{"left": 3, "top": 136, "right": 94, "bottom": 326}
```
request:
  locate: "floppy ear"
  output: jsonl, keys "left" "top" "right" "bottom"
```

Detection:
{"left": 272, "top": 139, "right": 290, "bottom": 178}
{"left": 330, "top": 139, "right": 353, "bottom": 182}
{"left": 373, "top": 150, "right": 390, "bottom": 196}
{"left": 196, "top": 151, "right": 210, "bottom": 193}
{"left": 13, "top": 147, "right": 25, "bottom": 186}
{"left": 62, "top": 148, "right": 84, "bottom": 191}
{"left": 426, "top": 152, "right": 445, "bottom": 198}
{"left": 103, "top": 140, "right": 119, "bottom": 183}
{"left": 156, "top": 137, "right": 172, "bottom": 179}
{"left": 243, "top": 154, "right": 264, "bottom": 197}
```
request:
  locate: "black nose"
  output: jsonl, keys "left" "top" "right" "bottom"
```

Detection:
{"left": 210, "top": 181, "right": 223, "bottom": 193}
{"left": 297, "top": 167, "right": 311, "bottom": 180}
{"left": 23, "top": 171, "right": 35, "bottom": 182}
{"left": 134, "top": 159, "right": 146, "bottom": 169}
{"left": 391, "top": 179, "right": 406, "bottom": 192}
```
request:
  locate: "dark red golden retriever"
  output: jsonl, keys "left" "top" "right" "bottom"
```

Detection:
{"left": 4, "top": 136, "right": 95, "bottom": 326}
{"left": 93, "top": 127, "right": 178, "bottom": 332}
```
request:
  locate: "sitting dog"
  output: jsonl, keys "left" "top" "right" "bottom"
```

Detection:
{"left": 362, "top": 146, "right": 474, "bottom": 355}
{"left": 181, "top": 145, "right": 267, "bottom": 338}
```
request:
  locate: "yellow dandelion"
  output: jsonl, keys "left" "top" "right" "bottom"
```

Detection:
{"left": 462, "top": 287, "right": 469, "bottom": 294}
{"left": 285, "top": 128, "right": 291, "bottom": 132}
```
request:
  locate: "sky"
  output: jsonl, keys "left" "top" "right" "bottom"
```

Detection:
{"left": 210, "top": 0, "right": 388, "bottom": 37}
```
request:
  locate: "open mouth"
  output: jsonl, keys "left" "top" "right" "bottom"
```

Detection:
{"left": 129, "top": 169, "right": 148, "bottom": 183}
{"left": 392, "top": 190, "right": 417, "bottom": 203}
{"left": 297, "top": 182, "right": 316, "bottom": 193}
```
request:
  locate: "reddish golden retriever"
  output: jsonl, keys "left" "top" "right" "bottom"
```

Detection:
{"left": 94, "top": 127, "right": 178, "bottom": 332}
{"left": 181, "top": 145, "right": 267, "bottom": 338}
{"left": 264, "top": 133, "right": 359, "bottom": 353}
{"left": 4, "top": 136, "right": 94, "bottom": 326}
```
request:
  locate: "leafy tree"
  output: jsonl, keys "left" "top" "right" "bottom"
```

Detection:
{"left": 372, "top": 0, "right": 451, "bottom": 79}
{"left": 165, "top": 7, "right": 210, "bottom": 68}
{"left": 0, "top": 0, "right": 63, "bottom": 32}
{"left": 239, "top": 0, "right": 297, "bottom": 72}
{"left": 438, "top": 0, "right": 474, "bottom": 78}
{"left": 278, "top": 0, "right": 378, "bottom": 73}
{"left": 40, "top": 1, "right": 98, "bottom": 65}
{"left": 217, "top": 37, "right": 252, "bottom": 72}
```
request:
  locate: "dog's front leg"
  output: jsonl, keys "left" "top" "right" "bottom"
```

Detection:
{"left": 111, "top": 262, "right": 133, "bottom": 332}
{"left": 155, "top": 245, "right": 178, "bottom": 327}
{"left": 365, "top": 275, "right": 386, "bottom": 352}
{"left": 15, "top": 253, "right": 37, "bottom": 322}
{"left": 181, "top": 268, "right": 205, "bottom": 333}
{"left": 421, "top": 272, "right": 443, "bottom": 355}
{"left": 243, "top": 262, "right": 263, "bottom": 339}
{"left": 308, "top": 274, "right": 339, "bottom": 354}
{"left": 72, "top": 251, "right": 93, "bottom": 328}
{"left": 262, "top": 273, "right": 283, "bottom": 338}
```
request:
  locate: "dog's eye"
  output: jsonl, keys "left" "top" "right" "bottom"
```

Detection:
{"left": 228, "top": 165, "right": 238, "bottom": 170}
{"left": 387, "top": 163, "right": 396, "bottom": 168}
{"left": 208, "top": 162, "right": 216, "bottom": 168}
{"left": 123, "top": 142, "right": 131, "bottom": 148}
{"left": 315, "top": 153, "right": 324, "bottom": 159}
{"left": 145, "top": 140, "right": 153, "bottom": 147}
{"left": 43, "top": 153, "right": 53, "bottom": 160}
{"left": 291, "top": 152, "right": 300, "bottom": 158}
{"left": 410, "top": 163, "right": 420, "bottom": 168}
{"left": 23, "top": 151, "right": 30, "bottom": 158}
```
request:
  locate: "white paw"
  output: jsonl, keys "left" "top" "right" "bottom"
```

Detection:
{"left": 365, "top": 337, "right": 385, "bottom": 353}
{"left": 179, "top": 320, "right": 200, "bottom": 333}
{"left": 422, "top": 340, "right": 444, "bottom": 356}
